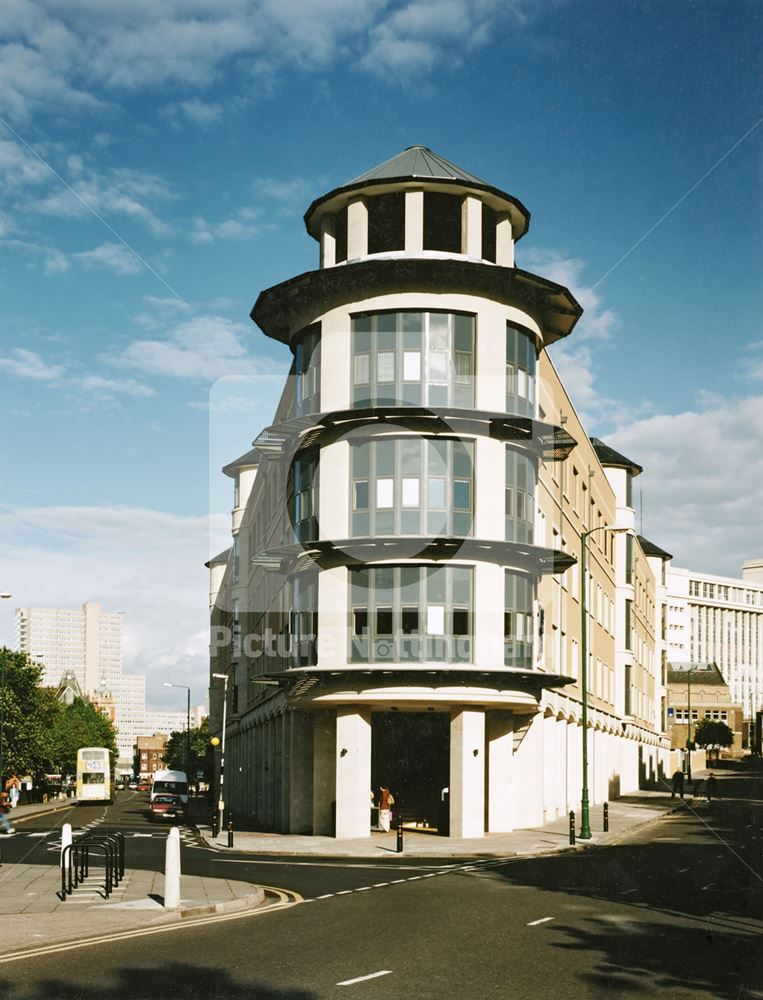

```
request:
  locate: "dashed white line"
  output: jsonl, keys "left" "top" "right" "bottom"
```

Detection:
{"left": 337, "top": 971, "right": 392, "bottom": 987}
{"left": 372, "top": 883, "right": 389, "bottom": 888}
{"left": 527, "top": 917, "right": 555, "bottom": 927}
{"left": 316, "top": 894, "right": 334, "bottom": 899}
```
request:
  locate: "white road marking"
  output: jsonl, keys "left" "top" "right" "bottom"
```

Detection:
{"left": 620, "top": 888, "right": 638, "bottom": 895}
{"left": 316, "top": 893, "right": 334, "bottom": 899}
{"left": 527, "top": 917, "right": 555, "bottom": 926}
{"left": 677, "top": 867, "right": 690, "bottom": 873}
{"left": 337, "top": 971, "right": 392, "bottom": 987}
{"left": 337, "top": 890, "right": 353, "bottom": 895}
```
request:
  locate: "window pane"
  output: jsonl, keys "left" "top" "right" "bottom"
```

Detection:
{"left": 402, "top": 607, "right": 419, "bottom": 634}
{"left": 376, "top": 478, "right": 393, "bottom": 508}
{"left": 453, "top": 479, "right": 471, "bottom": 510}
{"left": 353, "top": 609, "right": 368, "bottom": 636}
{"left": 403, "top": 351, "right": 421, "bottom": 381}
{"left": 377, "top": 351, "right": 395, "bottom": 383}
{"left": 428, "top": 478, "right": 446, "bottom": 509}
{"left": 427, "top": 605, "right": 445, "bottom": 635}
{"left": 354, "top": 354, "right": 370, "bottom": 385}
{"left": 455, "top": 352, "right": 472, "bottom": 384}
{"left": 429, "top": 351, "right": 448, "bottom": 382}
{"left": 376, "top": 607, "right": 393, "bottom": 636}
{"left": 402, "top": 477, "right": 420, "bottom": 507}
{"left": 452, "top": 609, "right": 469, "bottom": 637}
{"left": 353, "top": 480, "right": 369, "bottom": 510}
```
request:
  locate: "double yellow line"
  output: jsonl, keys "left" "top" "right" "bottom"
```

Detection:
{"left": 0, "top": 886, "right": 301, "bottom": 965}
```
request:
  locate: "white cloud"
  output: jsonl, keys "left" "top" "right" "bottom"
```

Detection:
{"left": 73, "top": 241, "right": 143, "bottom": 275}
{"left": 190, "top": 211, "right": 261, "bottom": 244}
{"left": 0, "top": 348, "right": 66, "bottom": 381}
{"left": 609, "top": 393, "right": 763, "bottom": 577}
{"left": 104, "top": 314, "right": 286, "bottom": 381}
{"left": 164, "top": 97, "right": 225, "bottom": 128}
{"left": 78, "top": 375, "right": 155, "bottom": 398}
{"left": 0, "top": 504, "right": 229, "bottom": 705}
{"left": 31, "top": 165, "right": 173, "bottom": 236}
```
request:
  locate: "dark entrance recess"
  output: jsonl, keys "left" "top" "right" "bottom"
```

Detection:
{"left": 371, "top": 710, "right": 449, "bottom": 828}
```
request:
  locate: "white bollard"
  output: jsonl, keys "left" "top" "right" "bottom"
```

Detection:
{"left": 163, "top": 826, "right": 181, "bottom": 909}
{"left": 60, "top": 823, "right": 72, "bottom": 870}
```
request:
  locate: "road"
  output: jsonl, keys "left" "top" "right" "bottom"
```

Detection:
{"left": 0, "top": 772, "right": 761, "bottom": 999}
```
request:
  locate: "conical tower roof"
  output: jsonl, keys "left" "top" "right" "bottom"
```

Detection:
{"left": 304, "top": 145, "right": 530, "bottom": 241}
{"left": 346, "top": 146, "right": 489, "bottom": 186}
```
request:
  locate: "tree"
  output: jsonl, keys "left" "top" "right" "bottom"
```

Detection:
{"left": 164, "top": 718, "right": 211, "bottom": 785}
{"left": 693, "top": 718, "right": 734, "bottom": 761}
{"left": 50, "top": 697, "right": 117, "bottom": 777}
{"left": 0, "top": 648, "right": 63, "bottom": 784}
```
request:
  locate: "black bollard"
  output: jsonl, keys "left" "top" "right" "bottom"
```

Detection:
{"left": 396, "top": 811, "right": 404, "bottom": 853}
{"left": 603, "top": 802, "right": 609, "bottom": 832}
{"left": 227, "top": 817, "right": 234, "bottom": 848}
{"left": 211, "top": 812, "right": 218, "bottom": 838}
{"left": 569, "top": 810, "right": 575, "bottom": 845}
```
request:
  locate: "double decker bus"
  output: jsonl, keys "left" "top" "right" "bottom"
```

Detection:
{"left": 75, "top": 747, "right": 113, "bottom": 804}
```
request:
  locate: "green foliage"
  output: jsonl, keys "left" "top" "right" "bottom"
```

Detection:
{"left": 164, "top": 718, "right": 211, "bottom": 779}
{"left": 693, "top": 718, "right": 734, "bottom": 759}
{"left": 0, "top": 648, "right": 62, "bottom": 782}
{"left": 51, "top": 697, "right": 118, "bottom": 776}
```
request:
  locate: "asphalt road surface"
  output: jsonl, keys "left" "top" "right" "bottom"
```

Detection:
{"left": 0, "top": 772, "right": 761, "bottom": 999}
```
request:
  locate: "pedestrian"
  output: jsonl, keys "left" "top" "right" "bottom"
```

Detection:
{"left": 8, "top": 780, "right": 20, "bottom": 809}
{"left": 671, "top": 769, "right": 685, "bottom": 800}
{"left": 0, "top": 792, "right": 15, "bottom": 835}
{"left": 706, "top": 773, "right": 717, "bottom": 801}
{"left": 378, "top": 786, "right": 395, "bottom": 832}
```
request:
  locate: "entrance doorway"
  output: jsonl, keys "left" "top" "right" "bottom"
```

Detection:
{"left": 371, "top": 711, "right": 449, "bottom": 827}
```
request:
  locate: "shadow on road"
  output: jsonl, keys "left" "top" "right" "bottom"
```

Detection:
{"left": 0, "top": 962, "right": 318, "bottom": 1000}
{"left": 488, "top": 795, "right": 763, "bottom": 998}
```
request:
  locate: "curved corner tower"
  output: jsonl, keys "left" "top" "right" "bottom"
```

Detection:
{"left": 223, "top": 146, "right": 586, "bottom": 838}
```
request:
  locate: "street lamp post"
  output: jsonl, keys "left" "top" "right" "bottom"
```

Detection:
{"left": 686, "top": 667, "right": 694, "bottom": 783}
{"left": 163, "top": 682, "right": 191, "bottom": 777}
{"left": 212, "top": 672, "right": 229, "bottom": 827}
{"left": 579, "top": 527, "right": 628, "bottom": 840}
{"left": 0, "top": 593, "right": 12, "bottom": 789}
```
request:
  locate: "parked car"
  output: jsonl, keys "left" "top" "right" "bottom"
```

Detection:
{"left": 149, "top": 794, "right": 185, "bottom": 823}
{"left": 136, "top": 781, "right": 150, "bottom": 792}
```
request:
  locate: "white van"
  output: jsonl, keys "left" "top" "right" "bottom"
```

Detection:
{"left": 150, "top": 769, "right": 189, "bottom": 805}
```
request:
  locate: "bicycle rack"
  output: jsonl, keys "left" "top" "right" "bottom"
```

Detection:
{"left": 60, "top": 831, "right": 126, "bottom": 901}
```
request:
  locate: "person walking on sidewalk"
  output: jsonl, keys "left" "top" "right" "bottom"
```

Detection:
{"left": 705, "top": 773, "right": 717, "bottom": 801}
{"left": 0, "top": 792, "right": 16, "bottom": 835}
{"left": 671, "top": 769, "right": 685, "bottom": 800}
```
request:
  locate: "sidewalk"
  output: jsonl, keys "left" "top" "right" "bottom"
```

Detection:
{"left": 0, "top": 861, "right": 265, "bottom": 955}
{"left": 198, "top": 781, "right": 710, "bottom": 858}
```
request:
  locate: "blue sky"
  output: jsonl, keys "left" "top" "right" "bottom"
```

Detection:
{"left": 1, "top": 0, "right": 761, "bottom": 709}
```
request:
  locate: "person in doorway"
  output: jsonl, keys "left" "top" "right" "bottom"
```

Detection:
{"left": 378, "top": 786, "right": 395, "bottom": 832}
{"left": 0, "top": 793, "right": 15, "bottom": 835}
{"left": 671, "top": 769, "right": 685, "bottom": 799}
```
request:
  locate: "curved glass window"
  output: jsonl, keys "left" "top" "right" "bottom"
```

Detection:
{"left": 505, "top": 571, "right": 534, "bottom": 668}
{"left": 295, "top": 325, "right": 321, "bottom": 416}
{"left": 351, "top": 437, "right": 473, "bottom": 538}
{"left": 350, "top": 564, "right": 472, "bottom": 664}
{"left": 505, "top": 447, "right": 535, "bottom": 544}
{"left": 288, "top": 454, "right": 319, "bottom": 542}
{"left": 506, "top": 322, "right": 536, "bottom": 417}
{"left": 352, "top": 311, "right": 474, "bottom": 409}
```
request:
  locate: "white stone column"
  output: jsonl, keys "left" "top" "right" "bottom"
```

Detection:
{"left": 450, "top": 708, "right": 485, "bottom": 838}
{"left": 405, "top": 190, "right": 424, "bottom": 252}
{"left": 312, "top": 711, "right": 336, "bottom": 835}
{"left": 487, "top": 711, "right": 514, "bottom": 832}
{"left": 320, "top": 215, "right": 336, "bottom": 268}
{"left": 335, "top": 707, "right": 372, "bottom": 838}
{"left": 461, "top": 194, "right": 482, "bottom": 258}
{"left": 347, "top": 198, "right": 368, "bottom": 260}
{"left": 495, "top": 212, "right": 515, "bottom": 267}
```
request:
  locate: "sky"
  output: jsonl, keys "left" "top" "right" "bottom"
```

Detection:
{"left": 1, "top": 0, "right": 761, "bottom": 711}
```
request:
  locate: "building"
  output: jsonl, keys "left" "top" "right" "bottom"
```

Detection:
{"left": 135, "top": 734, "right": 167, "bottom": 778}
{"left": 207, "top": 146, "right": 670, "bottom": 838}
{"left": 145, "top": 705, "right": 206, "bottom": 735}
{"left": 15, "top": 602, "right": 123, "bottom": 693}
{"left": 666, "top": 662, "right": 745, "bottom": 755}
{"left": 666, "top": 562, "right": 763, "bottom": 732}
{"left": 14, "top": 601, "right": 190, "bottom": 769}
